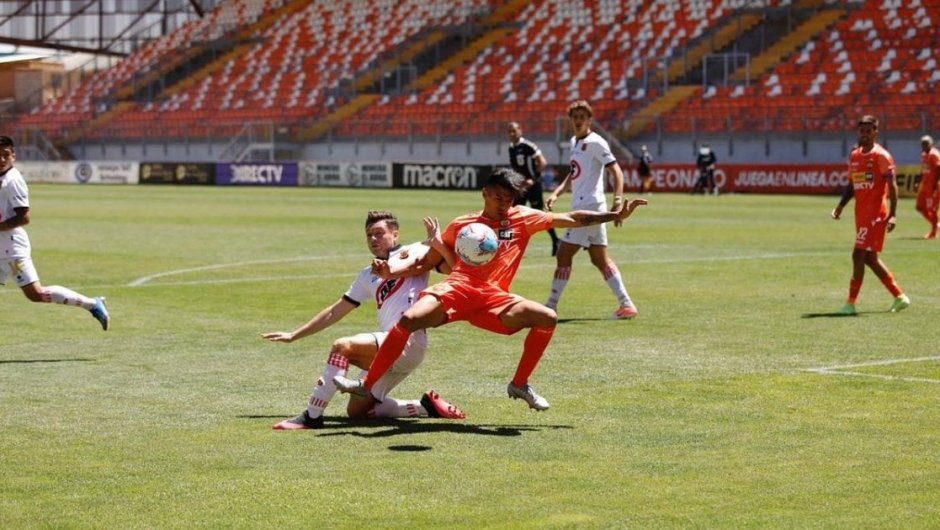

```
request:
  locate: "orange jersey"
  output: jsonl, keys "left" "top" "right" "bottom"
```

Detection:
{"left": 848, "top": 143, "right": 895, "bottom": 221}
{"left": 920, "top": 146, "right": 940, "bottom": 196}
{"left": 441, "top": 205, "right": 553, "bottom": 291}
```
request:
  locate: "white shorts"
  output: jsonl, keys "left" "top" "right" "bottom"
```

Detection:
{"left": 561, "top": 223, "right": 608, "bottom": 248}
{"left": 367, "top": 329, "right": 427, "bottom": 401}
{"left": 0, "top": 257, "right": 39, "bottom": 288}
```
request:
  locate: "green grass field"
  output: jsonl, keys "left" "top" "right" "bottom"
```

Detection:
{"left": 2, "top": 184, "right": 939, "bottom": 529}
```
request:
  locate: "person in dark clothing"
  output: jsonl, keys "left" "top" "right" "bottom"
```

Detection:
{"left": 637, "top": 144, "right": 653, "bottom": 194}
{"left": 507, "top": 122, "right": 560, "bottom": 255}
{"left": 693, "top": 143, "right": 718, "bottom": 195}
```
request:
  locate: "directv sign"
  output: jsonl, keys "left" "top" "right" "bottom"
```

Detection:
{"left": 392, "top": 163, "right": 491, "bottom": 190}
{"left": 215, "top": 163, "right": 299, "bottom": 186}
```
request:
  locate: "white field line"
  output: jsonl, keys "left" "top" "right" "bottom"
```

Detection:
{"left": 126, "top": 249, "right": 840, "bottom": 288}
{"left": 112, "top": 245, "right": 940, "bottom": 289}
{"left": 805, "top": 356, "right": 940, "bottom": 385}
{"left": 127, "top": 254, "right": 360, "bottom": 286}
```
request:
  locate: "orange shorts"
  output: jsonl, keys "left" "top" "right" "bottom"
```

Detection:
{"left": 855, "top": 215, "right": 887, "bottom": 252}
{"left": 916, "top": 189, "right": 939, "bottom": 213}
{"left": 422, "top": 278, "right": 525, "bottom": 336}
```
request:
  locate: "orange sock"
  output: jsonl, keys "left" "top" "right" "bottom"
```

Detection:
{"left": 511, "top": 326, "right": 555, "bottom": 387}
{"left": 848, "top": 279, "right": 862, "bottom": 304}
{"left": 363, "top": 323, "right": 410, "bottom": 390}
{"left": 879, "top": 273, "right": 902, "bottom": 298}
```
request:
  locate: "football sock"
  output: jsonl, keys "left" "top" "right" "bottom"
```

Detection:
{"left": 362, "top": 323, "right": 410, "bottom": 390}
{"left": 370, "top": 398, "right": 424, "bottom": 418}
{"left": 848, "top": 278, "right": 862, "bottom": 304}
{"left": 546, "top": 267, "right": 571, "bottom": 308}
{"left": 602, "top": 263, "right": 632, "bottom": 307}
{"left": 305, "top": 352, "right": 348, "bottom": 418}
{"left": 878, "top": 273, "right": 903, "bottom": 298}
{"left": 40, "top": 286, "right": 96, "bottom": 309}
{"left": 511, "top": 325, "right": 555, "bottom": 387}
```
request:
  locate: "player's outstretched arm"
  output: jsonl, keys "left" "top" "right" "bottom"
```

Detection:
{"left": 551, "top": 198, "right": 648, "bottom": 228}
{"left": 261, "top": 298, "right": 357, "bottom": 343}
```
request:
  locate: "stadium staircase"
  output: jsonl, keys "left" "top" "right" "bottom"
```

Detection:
{"left": 294, "top": 0, "right": 525, "bottom": 142}
{"left": 620, "top": 3, "right": 850, "bottom": 140}
{"left": 729, "top": 7, "right": 847, "bottom": 83}
{"left": 618, "top": 86, "right": 700, "bottom": 140}
{"left": 617, "top": 11, "right": 766, "bottom": 141}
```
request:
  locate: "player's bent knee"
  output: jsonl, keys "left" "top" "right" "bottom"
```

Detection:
{"left": 330, "top": 337, "right": 354, "bottom": 357}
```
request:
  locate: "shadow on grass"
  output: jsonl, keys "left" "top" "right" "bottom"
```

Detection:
{"left": 557, "top": 317, "right": 611, "bottom": 324}
{"left": 0, "top": 358, "right": 95, "bottom": 364}
{"left": 801, "top": 310, "right": 891, "bottom": 318}
{"left": 240, "top": 415, "right": 572, "bottom": 439}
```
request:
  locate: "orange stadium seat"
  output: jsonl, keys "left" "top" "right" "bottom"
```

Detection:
{"left": 660, "top": 0, "right": 940, "bottom": 133}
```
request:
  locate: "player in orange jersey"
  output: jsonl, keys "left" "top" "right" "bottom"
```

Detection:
{"left": 916, "top": 135, "right": 940, "bottom": 239}
{"left": 334, "top": 168, "right": 647, "bottom": 411}
{"left": 831, "top": 115, "right": 910, "bottom": 315}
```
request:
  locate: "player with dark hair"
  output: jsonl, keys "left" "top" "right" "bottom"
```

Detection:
{"left": 916, "top": 134, "right": 940, "bottom": 240}
{"left": 333, "top": 168, "right": 647, "bottom": 411}
{"left": 544, "top": 100, "right": 640, "bottom": 319}
{"left": 263, "top": 210, "right": 465, "bottom": 429}
{"left": 0, "top": 135, "right": 110, "bottom": 330}
{"left": 507, "top": 121, "right": 559, "bottom": 255}
{"left": 831, "top": 115, "right": 910, "bottom": 315}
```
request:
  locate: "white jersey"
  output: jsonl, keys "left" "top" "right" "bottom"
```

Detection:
{"left": 0, "top": 167, "right": 31, "bottom": 260}
{"left": 568, "top": 131, "right": 617, "bottom": 209}
{"left": 343, "top": 242, "right": 430, "bottom": 333}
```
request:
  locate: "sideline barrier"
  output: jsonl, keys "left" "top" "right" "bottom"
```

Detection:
{"left": 19, "top": 159, "right": 924, "bottom": 198}
{"left": 19, "top": 161, "right": 139, "bottom": 184}
{"left": 141, "top": 163, "right": 215, "bottom": 185}
{"left": 216, "top": 163, "right": 298, "bottom": 186}
{"left": 392, "top": 162, "right": 491, "bottom": 190}
{"left": 299, "top": 161, "right": 391, "bottom": 188}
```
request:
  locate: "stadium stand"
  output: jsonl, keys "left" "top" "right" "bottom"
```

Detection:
{"left": 9, "top": 0, "right": 940, "bottom": 158}
{"left": 656, "top": 0, "right": 940, "bottom": 134}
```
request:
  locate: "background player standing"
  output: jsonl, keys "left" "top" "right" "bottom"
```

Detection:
{"left": 0, "top": 136, "right": 110, "bottom": 330}
{"left": 916, "top": 134, "right": 940, "bottom": 240}
{"left": 831, "top": 116, "right": 910, "bottom": 315}
{"left": 507, "top": 121, "right": 560, "bottom": 255}
{"left": 544, "top": 100, "right": 639, "bottom": 319}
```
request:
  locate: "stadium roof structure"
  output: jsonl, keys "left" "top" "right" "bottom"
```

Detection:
{"left": 0, "top": 0, "right": 224, "bottom": 59}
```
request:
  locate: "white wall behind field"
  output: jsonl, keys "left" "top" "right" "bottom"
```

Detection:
{"left": 64, "top": 134, "right": 930, "bottom": 167}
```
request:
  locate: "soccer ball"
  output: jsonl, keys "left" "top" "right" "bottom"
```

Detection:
{"left": 455, "top": 222, "right": 498, "bottom": 266}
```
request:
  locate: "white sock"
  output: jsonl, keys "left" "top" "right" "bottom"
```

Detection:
{"left": 41, "top": 286, "right": 96, "bottom": 309}
{"left": 305, "top": 352, "right": 348, "bottom": 418}
{"left": 371, "top": 398, "right": 426, "bottom": 418}
{"left": 602, "top": 264, "right": 632, "bottom": 307}
{"left": 546, "top": 266, "right": 571, "bottom": 309}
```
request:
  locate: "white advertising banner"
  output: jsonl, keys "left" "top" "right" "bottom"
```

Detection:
{"left": 18, "top": 161, "right": 139, "bottom": 184}
{"left": 299, "top": 161, "right": 391, "bottom": 188}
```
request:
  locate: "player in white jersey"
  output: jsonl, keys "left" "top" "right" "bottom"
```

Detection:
{"left": 0, "top": 136, "right": 110, "bottom": 330}
{"left": 544, "top": 101, "right": 639, "bottom": 320}
{"left": 262, "top": 210, "right": 465, "bottom": 429}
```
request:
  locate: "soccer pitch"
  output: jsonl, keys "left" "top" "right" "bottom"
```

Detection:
{"left": 2, "top": 184, "right": 939, "bottom": 529}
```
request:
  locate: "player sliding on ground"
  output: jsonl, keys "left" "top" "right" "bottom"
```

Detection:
{"left": 335, "top": 168, "right": 646, "bottom": 411}
{"left": 262, "top": 211, "right": 465, "bottom": 429}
